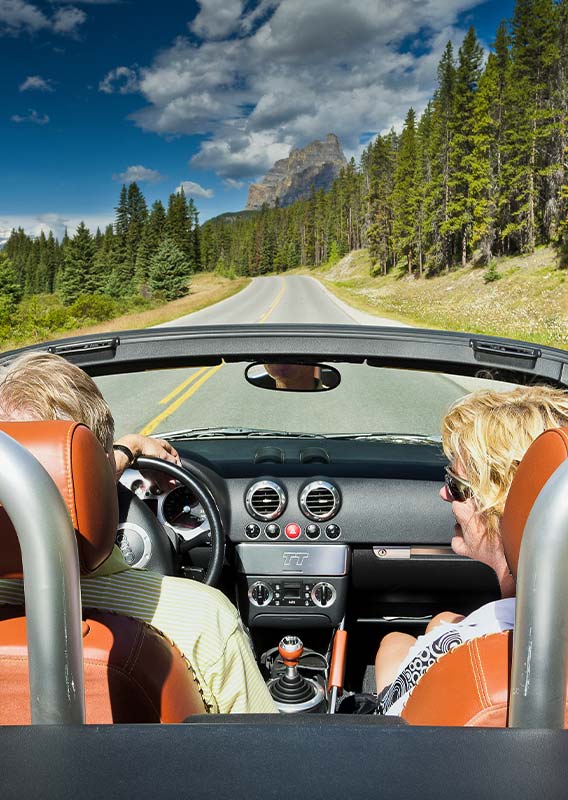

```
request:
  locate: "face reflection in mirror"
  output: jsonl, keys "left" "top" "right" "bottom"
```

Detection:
{"left": 246, "top": 362, "right": 340, "bottom": 392}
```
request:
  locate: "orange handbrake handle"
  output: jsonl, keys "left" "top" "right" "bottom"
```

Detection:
{"left": 328, "top": 629, "right": 348, "bottom": 694}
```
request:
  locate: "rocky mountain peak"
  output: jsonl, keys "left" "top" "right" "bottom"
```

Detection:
{"left": 246, "top": 134, "right": 347, "bottom": 210}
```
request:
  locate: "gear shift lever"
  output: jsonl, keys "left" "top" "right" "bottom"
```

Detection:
{"left": 279, "top": 635, "right": 304, "bottom": 672}
{"left": 268, "top": 635, "right": 325, "bottom": 712}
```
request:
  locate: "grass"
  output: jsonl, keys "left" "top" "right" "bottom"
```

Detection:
{"left": 306, "top": 246, "right": 568, "bottom": 349}
{"left": 1, "top": 274, "right": 250, "bottom": 351}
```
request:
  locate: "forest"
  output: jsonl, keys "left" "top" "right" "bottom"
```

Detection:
{"left": 202, "top": 0, "right": 568, "bottom": 277}
{"left": 1, "top": 0, "right": 567, "bottom": 343}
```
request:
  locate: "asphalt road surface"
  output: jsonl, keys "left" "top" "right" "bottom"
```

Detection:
{"left": 96, "top": 275, "right": 471, "bottom": 439}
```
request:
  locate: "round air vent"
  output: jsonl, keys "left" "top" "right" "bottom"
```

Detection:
{"left": 245, "top": 480, "right": 287, "bottom": 521}
{"left": 300, "top": 481, "right": 341, "bottom": 522}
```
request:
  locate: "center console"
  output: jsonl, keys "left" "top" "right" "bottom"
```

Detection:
{"left": 235, "top": 543, "right": 350, "bottom": 627}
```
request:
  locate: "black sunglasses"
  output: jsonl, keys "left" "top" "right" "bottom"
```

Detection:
{"left": 444, "top": 466, "right": 473, "bottom": 502}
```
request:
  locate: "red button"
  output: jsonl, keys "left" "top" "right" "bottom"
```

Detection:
{"left": 285, "top": 523, "right": 301, "bottom": 539}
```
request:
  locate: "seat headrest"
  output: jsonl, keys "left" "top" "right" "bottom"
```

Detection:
{"left": 0, "top": 420, "right": 118, "bottom": 578}
{"left": 501, "top": 427, "right": 568, "bottom": 579}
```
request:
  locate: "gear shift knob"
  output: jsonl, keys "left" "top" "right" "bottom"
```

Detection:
{"left": 278, "top": 635, "right": 304, "bottom": 668}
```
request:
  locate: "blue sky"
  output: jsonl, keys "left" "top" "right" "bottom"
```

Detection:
{"left": 1, "top": 0, "right": 515, "bottom": 242}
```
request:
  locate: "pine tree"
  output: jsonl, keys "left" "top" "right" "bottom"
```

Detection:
{"left": 149, "top": 238, "right": 192, "bottom": 300}
{"left": 426, "top": 41, "right": 456, "bottom": 272}
{"left": 59, "top": 222, "right": 95, "bottom": 304}
{"left": 502, "top": 0, "right": 560, "bottom": 252}
{"left": 0, "top": 253, "right": 23, "bottom": 304}
{"left": 444, "top": 27, "right": 484, "bottom": 266}
{"left": 125, "top": 182, "right": 148, "bottom": 275}
{"left": 92, "top": 225, "right": 115, "bottom": 293}
{"left": 45, "top": 231, "right": 59, "bottom": 293}
{"left": 187, "top": 197, "right": 201, "bottom": 269}
{"left": 393, "top": 108, "right": 421, "bottom": 274}
{"left": 166, "top": 189, "right": 193, "bottom": 260}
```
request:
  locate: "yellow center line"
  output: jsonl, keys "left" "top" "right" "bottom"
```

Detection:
{"left": 258, "top": 278, "right": 286, "bottom": 323}
{"left": 139, "top": 363, "right": 225, "bottom": 435}
{"left": 140, "top": 278, "right": 287, "bottom": 434}
{"left": 158, "top": 365, "right": 210, "bottom": 405}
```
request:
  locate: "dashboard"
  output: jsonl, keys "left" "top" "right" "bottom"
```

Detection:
{"left": 118, "top": 435, "right": 500, "bottom": 628}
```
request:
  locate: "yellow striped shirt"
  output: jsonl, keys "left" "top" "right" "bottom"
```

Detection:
{"left": 0, "top": 546, "right": 276, "bottom": 715}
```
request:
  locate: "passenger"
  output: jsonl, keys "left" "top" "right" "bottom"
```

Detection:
{"left": 0, "top": 352, "right": 276, "bottom": 714}
{"left": 374, "top": 385, "right": 568, "bottom": 716}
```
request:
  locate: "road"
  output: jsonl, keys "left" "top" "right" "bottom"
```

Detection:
{"left": 96, "top": 275, "right": 469, "bottom": 439}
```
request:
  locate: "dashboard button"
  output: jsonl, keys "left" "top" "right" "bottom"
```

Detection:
{"left": 285, "top": 523, "right": 301, "bottom": 539}
{"left": 305, "top": 523, "right": 320, "bottom": 540}
{"left": 245, "top": 523, "right": 261, "bottom": 539}
{"left": 325, "top": 524, "right": 341, "bottom": 539}
{"left": 265, "top": 523, "right": 280, "bottom": 539}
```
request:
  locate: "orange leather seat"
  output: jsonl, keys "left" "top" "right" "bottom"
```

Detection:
{"left": 0, "top": 420, "right": 206, "bottom": 723}
{"left": 402, "top": 427, "right": 568, "bottom": 727}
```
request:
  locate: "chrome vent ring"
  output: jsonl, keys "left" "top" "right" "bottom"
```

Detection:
{"left": 245, "top": 480, "right": 287, "bottom": 521}
{"left": 300, "top": 481, "right": 341, "bottom": 521}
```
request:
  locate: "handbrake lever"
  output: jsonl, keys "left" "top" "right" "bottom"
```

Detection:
{"left": 328, "top": 620, "right": 347, "bottom": 714}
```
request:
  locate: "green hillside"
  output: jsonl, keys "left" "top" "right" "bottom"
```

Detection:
{"left": 316, "top": 246, "right": 568, "bottom": 348}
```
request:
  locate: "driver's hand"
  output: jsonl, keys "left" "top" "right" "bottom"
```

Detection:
{"left": 113, "top": 433, "right": 182, "bottom": 479}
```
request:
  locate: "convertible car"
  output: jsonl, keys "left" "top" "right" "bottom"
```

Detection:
{"left": 1, "top": 323, "right": 568, "bottom": 798}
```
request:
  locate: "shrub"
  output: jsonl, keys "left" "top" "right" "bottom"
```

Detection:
{"left": 483, "top": 260, "right": 501, "bottom": 283}
{"left": 69, "top": 294, "right": 117, "bottom": 323}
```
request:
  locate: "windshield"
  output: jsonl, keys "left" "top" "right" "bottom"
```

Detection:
{"left": 96, "top": 364, "right": 516, "bottom": 440}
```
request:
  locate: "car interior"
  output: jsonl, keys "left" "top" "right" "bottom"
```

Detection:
{"left": 1, "top": 325, "right": 568, "bottom": 796}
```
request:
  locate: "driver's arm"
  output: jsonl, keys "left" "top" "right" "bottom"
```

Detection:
{"left": 112, "top": 434, "right": 181, "bottom": 479}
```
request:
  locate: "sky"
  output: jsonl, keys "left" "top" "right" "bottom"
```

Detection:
{"left": 0, "top": 0, "right": 516, "bottom": 243}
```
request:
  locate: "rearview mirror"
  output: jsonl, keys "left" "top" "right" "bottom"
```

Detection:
{"left": 245, "top": 362, "right": 341, "bottom": 392}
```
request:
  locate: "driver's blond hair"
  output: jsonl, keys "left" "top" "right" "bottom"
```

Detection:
{"left": 442, "top": 385, "right": 568, "bottom": 538}
{"left": 0, "top": 351, "right": 114, "bottom": 455}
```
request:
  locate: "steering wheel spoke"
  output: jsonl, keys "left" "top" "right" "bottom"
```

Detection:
{"left": 132, "top": 456, "right": 225, "bottom": 586}
{"left": 180, "top": 529, "right": 212, "bottom": 550}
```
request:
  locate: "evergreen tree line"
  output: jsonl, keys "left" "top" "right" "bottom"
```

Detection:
{"left": 2, "top": 183, "right": 200, "bottom": 308}
{"left": 201, "top": 0, "right": 568, "bottom": 275}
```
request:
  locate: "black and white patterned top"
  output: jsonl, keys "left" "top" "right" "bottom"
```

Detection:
{"left": 378, "top": 598, "right": 516, "bottom": 716}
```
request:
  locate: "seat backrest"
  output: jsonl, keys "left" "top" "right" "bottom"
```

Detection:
{"left": 0, "top": 607, "right": 206, "bottom": 723}
{"left": 402, "top": 426, "right": 568, "bottom": 727}
{"left": 0, "top": 420, "right": 117, "bottom": 577}
{"left": 0, "top": 420, "right": 206, "bottom": 721}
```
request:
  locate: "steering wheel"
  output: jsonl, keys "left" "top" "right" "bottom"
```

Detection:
{"left": 117, "top": 456, "right": 225, "bottom": 586}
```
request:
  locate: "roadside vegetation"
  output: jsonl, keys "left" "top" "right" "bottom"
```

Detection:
{"left": 315, "top": 247, "right": 568, "bottom": 349}
{"left": 0, "top": 273, "right": 248, "bottom": 351}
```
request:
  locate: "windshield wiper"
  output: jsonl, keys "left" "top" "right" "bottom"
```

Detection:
{"left": 160, "top": 426, "right": 324, "bottom": 441}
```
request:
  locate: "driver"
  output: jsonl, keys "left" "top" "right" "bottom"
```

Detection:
{"left": 0, "top": 352, "right": 276, "bottom": 715}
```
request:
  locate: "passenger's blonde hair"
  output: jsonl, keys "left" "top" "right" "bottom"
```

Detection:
{"left": 442, "top": 385, "right": 568, "bottom": 538}
{"left": 0, "top": 351, "right": 114, "bottom": 455}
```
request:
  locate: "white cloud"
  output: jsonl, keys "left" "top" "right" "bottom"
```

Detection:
{"left": 0, "top": 213, "right": 114, "bottom": 242}
{"left": 112, "top": 165, "right": 165, "bottom": 183}
{"left": 190, "top": 0, "right": 244, "bottom": 40}
{"left": 0, "top": 0, "right": 48, "bottom": 34}
{"left": 224, "top": 178, "right": 245, "bottom": 190}
{"left": 10, "top": 108, "right": 49, "bottom": 124}
{"left": 0, "top": 0, "right": 87, "bottom": 36}
{"left": 19, "top": 75, "right": 54, "bottom": 92}
{"left": 176, "top": 180, "right": 214, "bottom": 199}
{"left": 52, "top": 6, "right": 86, "bottom": 34}
{"left": 99, "top": 65, "right": 138, "bottom": 94}
{"left": 110, "top": 0, "right": 486, "bottom": 179}
{"left": 191, "top": 131, "right": 291, "bottom": 178}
